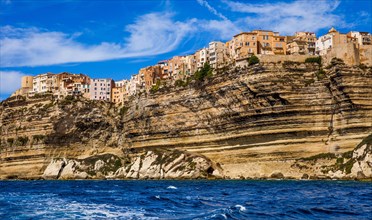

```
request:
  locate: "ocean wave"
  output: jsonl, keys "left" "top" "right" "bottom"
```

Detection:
{"left": 0, "top": 180, "right": 370, "bottom": 219}
{"left": 167, "top": 185, "right": 177, "bottom": 189}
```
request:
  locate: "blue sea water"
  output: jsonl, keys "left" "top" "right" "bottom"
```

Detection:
{"left": 0, "top": 180, "right": 371, "bottom": 219}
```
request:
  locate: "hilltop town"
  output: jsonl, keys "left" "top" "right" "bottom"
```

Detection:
{"left": 10, "top": 27, "right": 372, "bottom": 105}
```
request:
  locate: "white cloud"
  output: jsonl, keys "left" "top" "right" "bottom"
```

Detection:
{"left": 124, "top": 13, "right": 197, "bottom": 54}
{"left": 0, "top": 70, "right": 27, "bottom": 96}
{"left": 223, "top": 0, "right": 343, "bottom": 35}
{"left": 0, "top": 13, "right": 198, "bottom": 67}
{"left": 0, "top": 9, "right": 243, "bottom": 68}
{"left": 196, "top": 0, "right": 240, "bottom": 40}
{"left": 199, "top": 19, "right": 240, "bottom": 40}
{"left": 196, "top": 0, "right": 228, "bottom": 20}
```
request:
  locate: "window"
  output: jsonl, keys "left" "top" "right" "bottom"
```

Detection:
{"left": 252, "top": 36, "right": 255, "bottom": 40}
{"left": 245, "top": 42, "right": 250, "bottom": 46}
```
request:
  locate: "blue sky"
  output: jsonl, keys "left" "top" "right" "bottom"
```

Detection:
{"left": 1, "top": 0, "right": 371, "bottom": 100}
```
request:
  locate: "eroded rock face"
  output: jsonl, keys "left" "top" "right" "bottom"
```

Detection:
{"left": 42, "top": 150, "right": 219, "bottom": 180}
{"left": 350, "top": 137, "right": 372, "bottom": 178}
{"left": 292, "top": 134, "right": 372, "bottom": 180}
{"left": 42, "top": 159, "right": 65, "bottom": 179}
{"left": 1, "top": 63, "right": 372, "bottom": 180}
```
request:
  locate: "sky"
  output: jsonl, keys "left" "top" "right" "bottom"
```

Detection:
{"left": 0, "top": 0, "right": 371, "bottom": 100}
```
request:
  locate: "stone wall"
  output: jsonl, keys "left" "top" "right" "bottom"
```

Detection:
{"left": 322, "top": 43, "right": 360, "bottom": 66}
{"left": 359, "top": 45, "right": 372, "bottom": 66}
{"left": 236, "top": 55, "right": 316, "bottom": 67}
{"left": 257, "top": 54, "right": 316, "bottom": 63}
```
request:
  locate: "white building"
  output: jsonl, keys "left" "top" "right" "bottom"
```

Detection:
{"left": 208, "top": 41, "right": 226, "bottom": 69}
{"left": 90, "top": 78, "right": 114, "bottom": 101}
{"left": 316, "top": 33, "right": 333, "bottom": 55}
{"left": 32, "top": 73, "right": 56, "bottom": 93}
{"left": 197, "top": 48, "right": 209, "bottom": 69}
{"left": 115, "top": 79, "right": 128, "bottom": 88}
{"left": 348, "top": 31, "right": 372, "bottom": 46}
{"left": 128, "top": 75, "right": 140, "bottom": 96}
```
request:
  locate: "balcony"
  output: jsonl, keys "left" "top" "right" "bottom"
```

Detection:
{"left": 362, "top": 38, "right": 371, "bottom": 44}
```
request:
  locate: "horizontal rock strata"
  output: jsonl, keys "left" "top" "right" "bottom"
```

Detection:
{"left": 1, "top": 63, "right": 371, "bottom": 179}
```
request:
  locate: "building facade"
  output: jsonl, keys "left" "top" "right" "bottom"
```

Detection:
{"left": 316, "top": 27, "right": 356, "bottom": 55}
{"left": 90, "top": 78, "right": 114, "bottom": 101}
{"left": 208, "top": 41, "right": 227, "bottom": 68}
{"left": 197, "top": 48, "right": 209, "bottom": 69}
{"left": 347, "top": 31, "right": 372, "bottom": 46}
{"left": 287, "top": 32, "right": 317, "bottom": 55}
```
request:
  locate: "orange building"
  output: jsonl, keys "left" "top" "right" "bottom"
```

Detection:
{"left": 252, "top": 30, "right": 279, "bottom": 55}
{"left": 272, "top": 35, "right": 287, "bottom": 55}
{"left": 112, "top": 86, "right": 125, "bottom": 105}
{"left": 141, "top": 66, "right": 162, "bottom": 91}
{"left": 230, "top": 32, "right": 258, "bottom": 60}
{"left": 287, "top": 32, "right": 316, "bottom": 55}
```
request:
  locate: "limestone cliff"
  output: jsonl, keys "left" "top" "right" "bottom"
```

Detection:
{"left": 42, "top": 150, "right": 218, "bottom": 180}
{"left": 1, "top": 62, "right": 371, "bottom": 180}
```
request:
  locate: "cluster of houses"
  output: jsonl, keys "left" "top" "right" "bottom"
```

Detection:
{"left": 12, "top": 27, "right": 371, "bottom": 105}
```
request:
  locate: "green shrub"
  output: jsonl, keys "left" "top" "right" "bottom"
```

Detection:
{"left": 358, "top": 63, "right": 368, "bottom": 70}
{"left": 301, "top": 153, "right": 336, "bottom": 161}
{"left": 330, "top": 57, "right": 345, "bottom": 66}
{"left": 16, "top": 136, "right": 29, "bottom": 146}
{"left": 150, "top": 80, "right": 161, "bottom": 93}
{"left": 7, "top": 138, "right": 14, "bottom": 146}
{"left": 341, "top": 150, "right": 353, "bottom": 159}
{"left": 316, "top": 69, "right": 326, "bottom": 80}
{"left": 336, "top": 157, "right": 344, "bottom": 164}
{"left": 305, "top": 56, "right": 322, "bottom": 65}
{"left": 59, "top": 95, "right": 76, "bottom": 106}
{"left": 32, "top": 135, "right": 45, "bottom": 143}
{"left": 174, "top": 79, "right": 188, "bottom": 87}
{"left": 194, "top": 62, "right": 212, "bottom": 81}
{"left": 248, "top": 55, "right": 260, "bottom": 66}
{"left": 340, "top": 159, "right": 356, "bottom": 174}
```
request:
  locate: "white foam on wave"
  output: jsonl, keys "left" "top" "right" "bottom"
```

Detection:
{"left": 167, "top": 185, "right": 177, "bottom": 189}
{"left": 20, "top": 194, "right": 154, "bottom": 219}
{"left": 235, "top": 204, "right": 246, "bottom": 212}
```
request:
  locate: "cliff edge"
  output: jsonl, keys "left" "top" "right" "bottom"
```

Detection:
{"left": 1, "top": 62, "right": 371, "bottom": 180}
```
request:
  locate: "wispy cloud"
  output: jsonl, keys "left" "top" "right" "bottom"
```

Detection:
{"left": 223, "top": 0, "right": 343, "bottom": 34}
{"left": 196, "top": 0, "right": 227, "bottom": 20}
{"left": 199, "top": 19, "right": 240, "bottom": 40}
{"left": 196, "top": 0, "right": 240, "bottom": 39}
{"left": 0, "top": 9, "right": 240, "bottom": 68}
{"left": 0, "top": 13, "right": 197, "bottom": 67}
{"left": 124, "top": 13, "right": 197, "bottom": 54}
{"left": 0, "top": 70, "right": 27, "bottom": 98}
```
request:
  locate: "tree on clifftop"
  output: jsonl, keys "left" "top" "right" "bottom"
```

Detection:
{"left": 248, "top": 55, "right": 260, "bottom": 66}
{"left": 194, "top": 62, "right": 213, "bottom": 80}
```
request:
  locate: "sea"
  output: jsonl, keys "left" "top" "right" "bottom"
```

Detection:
{"left": 0, "top": 180, "right": 371, "bottom": 219}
